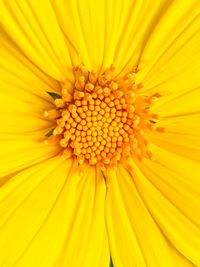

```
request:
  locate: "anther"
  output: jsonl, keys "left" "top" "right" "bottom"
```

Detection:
{"left": 43, "top": 109, "right": 61, "bottom": 119}
{"left": 68, "top": 104, "right": 77, "bottom": 114}
{"left": 85, "top": 83, "right": 95, "bottom": 92}
{"left": 55, "top": 98, "right": 65, "bottom": 108}
{"left": 89, "top": 70, "right": 98, "bottom": 84}
{"left": 74, "top": 91, "right": 85, "bottom": 100}
{"left": 45, "top": 64, "right": 163, "bottom": 172}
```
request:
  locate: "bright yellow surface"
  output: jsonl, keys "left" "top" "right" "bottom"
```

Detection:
{"left": 0, "top": 0, "right": 200, "bottom": 266}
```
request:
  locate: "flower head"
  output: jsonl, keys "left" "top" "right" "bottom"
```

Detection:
{"left": 0, "top": 1, "right": 200, "bottom": 267}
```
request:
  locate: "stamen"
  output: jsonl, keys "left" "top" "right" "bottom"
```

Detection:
{"left": 44, "top": 64, "right": 165, "bottom": 177}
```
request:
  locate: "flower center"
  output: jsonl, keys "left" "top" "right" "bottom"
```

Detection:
{"left": 44, "top": 65, "right": 165, "bottom": 171}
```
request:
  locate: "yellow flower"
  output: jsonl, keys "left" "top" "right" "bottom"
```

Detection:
{"left": 0, "top": 1, "right": 200, "bottom": 267}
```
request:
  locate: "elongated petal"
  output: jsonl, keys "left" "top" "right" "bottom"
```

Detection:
{"left": 0, "top": 157, "right": 109, "bottom": 267}
{"left": 152, "top": 87, "right": 200, "bottom": 117}
{"left": 52, "top": 0, "right": 109, "bottom": 70}
{"left": 139, "top": 144, "right": 200, "bottom": 228}
{"left": 0, "top": 67, "right": 60, "bottom": 179}
{"left": 0, "top": 24, "right": 60, "bottom": 96}
{"left": 170, "top": 246, "right": 196, "bottom": 267}
{"left": 52, "top": 0, "right": 172, "bottom": 74}
{"left": 148, "top": 87, "right": 200, "bottom": 161}
{"left": 0, "top": 0, "right": 72, "bottom": 80}
{"left": 132, "top": 153, "right": 200, "bottom": 266}
{"left": 137, "top": 1, "right": 200, "bottom": 95}
{"left": 105, "top": 166, "right": 175, "bottom": 267}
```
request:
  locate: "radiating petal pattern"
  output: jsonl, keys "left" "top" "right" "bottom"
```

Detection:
{"left": 0, "top": 157, "right": 109, "bottom": 267}
{"left": 148, "top": 87, "right": 200, "bottom": 161}
{"left": 0, "top": 40, "right": 60, "bottom": 179}
{"left": 137, "top": 1, "right": 200, "bottom": 94}
{"left": 52, "top": 0, "right": 174, "bottom": 75}
{"left": 140, "top": 144, "right": 200, "bottom": 230}
{"left": 131, "top": 154, "right": 200, "bottom": 266}
{"left": 105, "top": 167, "right": 176, "bottom": 267}
{"left": 0, "top": 1, "right": 199, "bottom": 267}
{"left": 0, "top": 0, "right": 72, "bottom": 80}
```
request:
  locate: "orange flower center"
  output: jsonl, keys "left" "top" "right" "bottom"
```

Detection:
{"left": 44, "top": 64, "right": 165, "bottom": 171}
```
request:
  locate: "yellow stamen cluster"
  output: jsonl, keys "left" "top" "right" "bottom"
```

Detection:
{"left": 44, "top": 64, "right": 165, "bottom": 170}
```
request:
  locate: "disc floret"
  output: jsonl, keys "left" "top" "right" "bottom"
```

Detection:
{"left": 44, "top": 64, "right": 165, "bottom": 171}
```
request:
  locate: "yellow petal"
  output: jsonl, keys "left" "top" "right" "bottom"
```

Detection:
{"left": 0, "top": 133, "right": 59, "bottom": 179}
{"left": 0, "top": 67, "right": 60, "bottom": 179}
{"left": 0, "top": 0, "right": 72, "bottom": 80}
{"left": 152, "top": 86, "right": 200, "bottom": 117}
{"left": 52, "top": 0, "right": 171, "bottom": 75}
{"left": 0, "top": 26, "right": 60, "bottom": 96}
{"left": 52, "top": 0, "right": 109, "bottom": 71}
{"left": 148, "top": 99, "right": 200, "bottom": 161}
{"left": 170, "top": 246, "right": 196, "bottom": 267}
{"left": 105, "top": 166, "right": 175, "bottom": 267}
{"left": 139, "top": 143, "right": 200, "bottom": 228}
{"left": 0, "top": 84, "right": 52, "bottom": 133}
{"left": 137, "top": 1, "right": 200, "bottom": 95}
{"left": 149, "top": 130, "right": 200, "bottom": 162}
{"left": 148, "top": 86, "right": 200, "bottom": 161}
{"left": 0, "top": 157, "right": 109, "bottom": 267}
{"left": 113, "top": 0, "right": 173, "bottom": 75}
{"left": 131, "top": 154, "right": 200, "bottom": 266}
